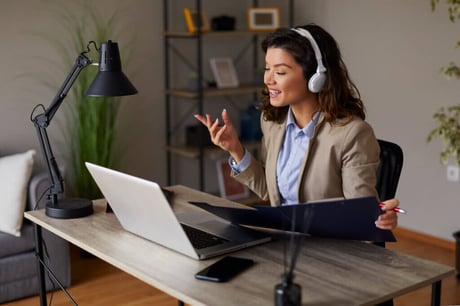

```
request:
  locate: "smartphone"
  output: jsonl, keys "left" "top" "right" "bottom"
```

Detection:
{"left": 195, "top": 256, "right": 255, "bottom": 282}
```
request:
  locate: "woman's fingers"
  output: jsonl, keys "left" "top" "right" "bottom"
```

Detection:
{"left": 193, "top": 114, "right": 205, "bottom": 125}
{"left": 209, "top": 118, "right": 221, "bottom": 141}
{"left": 375, "top": 211, "right": 398, "bottom": 230}
{"left": 194, "top": 110, "right": 237, "bottom": 151}
{"left": 194, "top": 114, "right": 213, "bottom": 128}
{"left": 214, "top": 124, "right": 227, "bottom": 143}
{"left": 221, "top": 109, "right": 232, "bottom": 126}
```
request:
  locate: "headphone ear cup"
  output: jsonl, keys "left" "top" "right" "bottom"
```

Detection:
{"left": 308, "top": 72, "right": 326, "bottom": 93}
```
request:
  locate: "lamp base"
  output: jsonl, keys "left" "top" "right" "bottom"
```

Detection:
{"left": 46, "top": 198, "right": 93, "bottom": 219}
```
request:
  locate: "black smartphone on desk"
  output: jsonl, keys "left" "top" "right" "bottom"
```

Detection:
{"left": 195, "top": 256, "right": 255, "bottom": 282}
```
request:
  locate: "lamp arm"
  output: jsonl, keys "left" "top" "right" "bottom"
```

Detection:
{"left": 44, "top": 53, "right": 92, "bottom": 122}
{"left": 33, "top": 123, "right": 61, "bottom": 205}
{"left": 32, "top": 52, "right": 92, "bottom": 206}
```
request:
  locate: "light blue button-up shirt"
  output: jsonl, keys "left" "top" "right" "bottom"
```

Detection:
{"left": 276, "top": 109, "right": 320, "bottom": 205}
{"left": 230, "top": 108, "right": 320, "bottom": 205}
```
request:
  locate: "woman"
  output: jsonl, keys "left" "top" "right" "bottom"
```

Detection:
{"left": 194, "top": 24, "right": 398, "bottom": 230}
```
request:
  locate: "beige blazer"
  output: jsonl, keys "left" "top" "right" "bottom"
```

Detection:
{"left": 233, "top": 113, "right": 380, "bottom": 206}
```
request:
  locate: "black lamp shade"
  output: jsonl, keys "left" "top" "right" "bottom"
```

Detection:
{"left": 86, "top": 40, "right": 138, "bottom": 97}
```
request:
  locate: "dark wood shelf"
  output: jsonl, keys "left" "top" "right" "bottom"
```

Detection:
{"left": 166, "top": 141, "right": 261, "bottom": 159}
{"left": 164, "top": 83, "right": 262, "bottom": 99}
{"left": 164, "top": 30, "right": 273, "bottom": 38}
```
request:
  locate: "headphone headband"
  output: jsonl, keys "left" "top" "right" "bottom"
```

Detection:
{"left": 291, "top": 27, "right": 327, "bottom": 93}
{"left": 291, "top": 28, "right": 326, "bottom": 73}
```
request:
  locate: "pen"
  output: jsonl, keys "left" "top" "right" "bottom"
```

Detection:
{"left": 379, "top": 203, "right": 406, "bottom": 214}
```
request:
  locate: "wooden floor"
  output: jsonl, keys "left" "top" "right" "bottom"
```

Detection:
{"left": 4, "top": 228, "right": 460, "bottom": 306}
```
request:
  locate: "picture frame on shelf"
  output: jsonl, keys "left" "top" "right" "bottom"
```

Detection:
{"left": 247, "top": 7, "right": 280, "bottom": 31}
{"left": 183, "top": 8, "right": 210, "bottom": 33}
{"left": 209, "top": 57, "right": 239, "bottom": 88}
{"left": 216, "top": 159, "right": 250, "bottom": 200}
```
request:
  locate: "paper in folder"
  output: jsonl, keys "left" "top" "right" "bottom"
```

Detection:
{"left": 189, "top": 196, "right": 396, "bottom": 242}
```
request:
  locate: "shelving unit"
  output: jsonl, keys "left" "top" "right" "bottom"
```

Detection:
{"left": 163, "top": 0, "right": 293, "bottom": 192}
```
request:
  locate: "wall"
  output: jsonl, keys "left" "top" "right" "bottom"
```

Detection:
{"left": 0, "top": 0, "right": 164, "bottom": 184}
{"left": 0, "top": 0, "right": 458, "bottom": 242}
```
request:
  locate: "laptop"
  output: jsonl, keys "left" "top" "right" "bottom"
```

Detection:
{"left": 85, "top": 162, "right": 271, "bottom": 260}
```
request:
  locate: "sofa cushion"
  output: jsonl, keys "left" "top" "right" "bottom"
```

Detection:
{"left": 0, "top": 150, "right": 35, "bottom": 236}
{"left": 0, "top": 251, "right": 41, "bottom": 303}
{"left": 0, "top": 224, "right": 35, "bottom": 258}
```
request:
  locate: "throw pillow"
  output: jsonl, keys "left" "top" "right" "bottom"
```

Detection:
{"left": 0, "top": 150, "right": 36, "bottom": 237}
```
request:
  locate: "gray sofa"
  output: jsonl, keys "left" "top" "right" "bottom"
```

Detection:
{"left": 0, "top": 172, "right": 71, "bottom": 303}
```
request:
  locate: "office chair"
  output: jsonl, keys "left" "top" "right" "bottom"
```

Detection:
{"left": 376, "top": 139, "right": 404, "bottom": 201}
{"left": 374, "top": 140, "right": 404, "bottom": 240}
{"left": 373, "top": 139, "right": 404, "bottom": 245}
{"left": 374, "top": 139, "right": 403, "bottom": 306}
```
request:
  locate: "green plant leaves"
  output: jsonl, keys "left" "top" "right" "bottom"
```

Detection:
{"left": 428, "top": 0, "right": 460, "bottom": 166}
{"left": 431, "top": 0, "right": 460, "bottom": 22}
{"left": 427, "top": 105, "right": 460, "bottom": 165}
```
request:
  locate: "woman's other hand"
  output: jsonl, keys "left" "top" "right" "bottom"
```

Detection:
{"left": 375, "top": 198, "right": 399, "bottom": 230}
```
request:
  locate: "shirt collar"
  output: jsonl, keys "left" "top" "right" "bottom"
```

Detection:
{"left": 286, "top": 108, "right": 296, "bottom": 128}
{"left": 286, "top": 107, "right": 321, "bottom": 137}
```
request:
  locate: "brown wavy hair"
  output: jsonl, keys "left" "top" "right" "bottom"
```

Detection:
{"left": 260, "top": 24, "right": 365, "bottom": 124}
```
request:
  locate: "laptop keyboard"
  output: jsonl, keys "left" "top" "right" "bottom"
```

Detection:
{"left": 181, "top": 224, "right": 228, "bottom": 249}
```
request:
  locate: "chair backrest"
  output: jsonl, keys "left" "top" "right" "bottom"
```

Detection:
{"left": 376, "top": 139, "right": 404, "bottom": 201}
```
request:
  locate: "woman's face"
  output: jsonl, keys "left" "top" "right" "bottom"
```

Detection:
{"left": 264, "top": 47, "right": 312, "bottom": 108}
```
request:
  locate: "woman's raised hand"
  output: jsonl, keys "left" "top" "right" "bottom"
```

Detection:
{"left": 194, "top": 109, "right": 245, "bottom": 162}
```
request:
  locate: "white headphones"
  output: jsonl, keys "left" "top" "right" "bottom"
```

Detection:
{"left": 291, "top": 28, "right": 327, "bottom": 93}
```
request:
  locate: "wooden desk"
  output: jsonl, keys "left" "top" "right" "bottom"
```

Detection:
{"left": 25, "top": 185, "right": 455, "bottom": 306}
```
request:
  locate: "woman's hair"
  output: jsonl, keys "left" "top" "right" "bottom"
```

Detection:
{"left": 260, "top": 23, "right": 365, "bottom": 124}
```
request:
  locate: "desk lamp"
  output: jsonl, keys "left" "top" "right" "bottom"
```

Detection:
{"left": 31, "top": 40, "right": 137, "bottom": 219}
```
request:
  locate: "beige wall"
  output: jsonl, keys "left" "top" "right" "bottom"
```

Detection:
{"left": 1, "top": 0, "right": 459, "bottom": 241}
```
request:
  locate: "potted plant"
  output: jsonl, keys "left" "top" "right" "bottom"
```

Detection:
{"left": 428, "top": 0, "right": 460, "bottom": 278}
{"left": 427, "top": 0, "right": 460, "bottom": 166}
{"left": 427, "top": 105, "right": 460, "bottom": 166}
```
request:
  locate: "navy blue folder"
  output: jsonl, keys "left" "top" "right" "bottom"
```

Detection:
{"left": 189, "top": 196, "right": 396, "bottom": 242}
